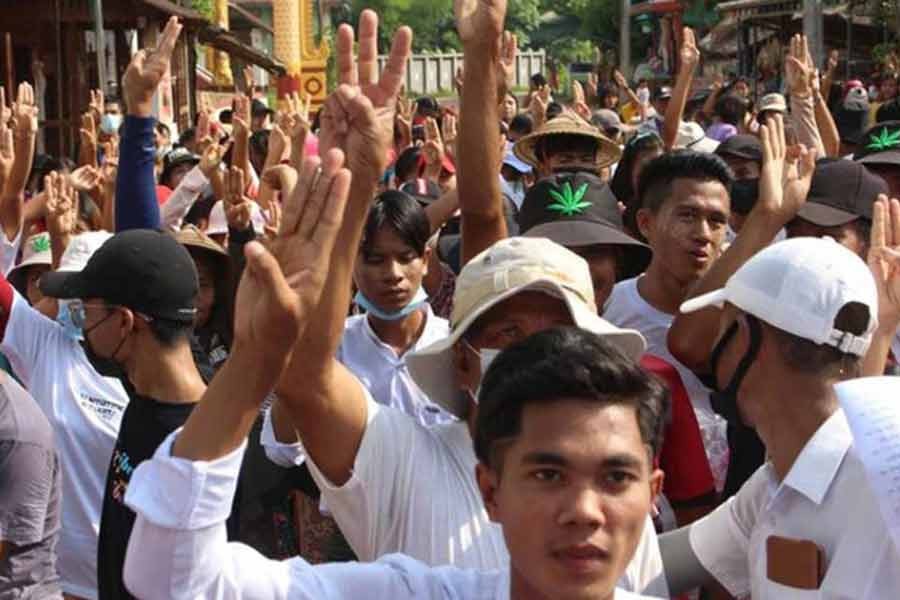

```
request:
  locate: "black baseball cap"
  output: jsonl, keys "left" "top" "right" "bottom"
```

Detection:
{"left": 40, "top": 229, "right": 199, "bottom": 323}
{"left": 853, "top": 121, "right": 900, "bottom": 167}
{"left": 654, "top": 86, "right": 673, "bottom": 101}
{"left": 160, "top": 147, "right": 200, "bottom": 186}
{"left": 714, "top": 134, "right": 762, "bottom": 163}
{"left": 796, "top": 159, "right": 889, "bottom": 226}
{"left": 518, "top": 172, "right": 651, "bottom": 278}
{"left": 251, "top": 98, "right": 274, "bottom": 117}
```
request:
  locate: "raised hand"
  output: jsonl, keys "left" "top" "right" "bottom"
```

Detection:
{"left": 319, "top": 10, "right": 412, "bottom": 184}
{"left": 69, "top": 165, "right": 102, "bottom": 193}
{"left": 268, "top": 121, "right": 291, "bottom": 165}
{"left": 243, "top": 65, "right": 255, "bottom": 97}
{"left": 80, "top": 112, "right": 98, "bottom": 166}
{"left": 232, "top": 94, "right": 251, "bottom": 139}
{"left": 0, "top": 87, "right": 11, "bottom": 126}
{"left": 455, "top": 0, "right": 507, "bottom": 48}
{"left": 89, "top": 89, "right": 105, "bottom": 124}
{"left": 869, "top": 196, "right": 900, "bottom": 328}
{"left": 45, "top": 171, "right": 78, "bottom": 239}
{"left": 826, "top": 49, "right": 839, "bottom": 74}
{"left": 395, "top": 95, "right": 415, "bottom": 150}
{"left": 199, "top": 138, "right": 230, "bottom": 179}
{"left": 442, "top": 113, "right": 458, "bottom": 157}
{"left": 234, "top": 149, "right": 351, "bottom": 358}
{"left": 422, "top": 117, "right": 445, "bottom": 178}
{"left": 284, "top": 92, "right": 311, "bottom": 142}
{"left": 679, "top": 27, "right": 700, "bottom": 72}
{"left": 571, "top": 80, "right": 591, "bottom": 120}
{"left": 261, "top": 164, "right": 298, "bottom": 195}
{"left": 530, "top": 87, "right": 549, "bottom": 127}
{"left": 11, "top": 82, "right": 38, "bottom": 136}
{"left": 225, "top": 166, "right": 252, "bottom": 231}
{"left": 123, "top": 16, "right": 182, "bottom": 117}
{"left": 756, "top": 114, "right": 816, "bottom": 223}
{"left": 613, "top": 69, "right": 628, "bottom": 89}
{"left": 785, "top": 34, "right": 814, "bottom": 98}
{"left": 498, "top": 31, "right": 517, "bottom": 96}
{"left": 0, "top": 122, "right": 13, "bottom": 186}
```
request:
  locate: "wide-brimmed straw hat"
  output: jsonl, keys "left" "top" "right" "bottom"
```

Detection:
{"left": 513, "top": 113, "right": 622, "bottom": 171}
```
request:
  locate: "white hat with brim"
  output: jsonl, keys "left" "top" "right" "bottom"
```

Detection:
{"left": 406, "top": 237, "right": 646, "bottom": 418}
{"left": 8, "top": 233, "right": 52, "bottom": 287}
{"left": 679, "top": 237, "right": 877, "bottom": 357}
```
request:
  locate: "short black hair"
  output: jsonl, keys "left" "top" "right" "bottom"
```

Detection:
{"left": 179, "top": 127, "right": 196, "bottom": 146}
{"left": 509, "top": 113, "right": 534, "bottom": 137}
{"left": 611, "top": 132, "right": 665, "bottom": 237}
{"left": 474, "top": 327, "right": 669, "bottom": 470}
{"left": 249, "top": 130, "right": 270, "bottom": 159}
{"left": 531, "top": 73, "right": 547, "bottom": 88}
{"left": 155, "top": 122, "right": 171, "bottom": 137}
{"left": 597, "top": 84, "right": 618, "bottom": 106}
{"left": 768, "top": 302, "right": 870, "bottom": 379}
{"left": 394, "top": 146, "right": 422, "bottom": 183}
{"left": 361, "top": 191, "right": 431, "bottom": 257}
{"left": 637, "top": 150, "right": 733, "bottom": 214}
{"left": 716, "top": 94, "right": 748, "bottom": 127}
{"left": 546, "top": 102, "right": 564, "bottom": 121}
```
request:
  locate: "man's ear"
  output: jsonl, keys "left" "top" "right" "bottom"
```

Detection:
{"left": 636, "top": 207, "right": 654, "bottom": 242}
{"left": 648, "top": 468, "right": 664, "bottom": 510}
{"left": 421, "top": 246, "right": 432, "bottom": 278}
{"left": 476, "top": 462, "right": 502, "bottom": 523}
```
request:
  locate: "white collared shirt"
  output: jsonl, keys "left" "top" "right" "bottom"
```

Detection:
{"left": 337, "top": 306, "right": 455, "bottom": 426}
{"left": 261, "top": 390, "right": 670, "bottom": 597}
{"left": 123, "top": 430, "right": 661, "bottom": 600}
{"left": 689, "top": 410, "right": 900, "bottom": 599}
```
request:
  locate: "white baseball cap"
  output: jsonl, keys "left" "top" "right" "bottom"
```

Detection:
{"left": 58, "top": 231, "right": 113, "bottom": 272}
{"left": 680, "top": 237, "right": 878, "bottom": 357}
{"left": 406, "top": 237, "right": 646, "bottom": 417}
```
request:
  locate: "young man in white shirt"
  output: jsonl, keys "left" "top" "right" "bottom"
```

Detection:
{"left": 661, "top": 235, "right": 900, "bottom": 598}
{"left": 0, "top": 230, "right": 128, "bottom": 600}
{"left": 603, "top": 150, "right": 733, "bottom": 489}
{"left": 122, "top": 325, "right": 668, "bottom": 600}
{"left": 344, "top": 190, "right": 452, "bottom": 425}
{"left": 262, "top": 6, "right": 668, "bottom": 596}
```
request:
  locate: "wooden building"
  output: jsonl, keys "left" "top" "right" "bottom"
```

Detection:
{"left": 0, "top": 0, "right": 284, "bottom": 158}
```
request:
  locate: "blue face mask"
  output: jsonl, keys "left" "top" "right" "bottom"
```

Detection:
{"left": 100, "top": 113, "right": 122, "bottom": 135}
{"left": 56, "top": 300, "right": 84, "bottom": 341}
{"left": 354, "top": 287, "right": 428, "bottom": 321}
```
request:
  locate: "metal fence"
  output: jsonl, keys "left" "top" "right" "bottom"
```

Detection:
{"left": 378, "top": 50, "right": 546, "bottom": 96}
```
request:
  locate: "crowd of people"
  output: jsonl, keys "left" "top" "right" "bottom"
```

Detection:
{"left": 1, "top": 1, "right": 900, "bottom": 599}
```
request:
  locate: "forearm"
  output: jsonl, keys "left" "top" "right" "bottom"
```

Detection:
{"left": 49, "top": 232, "right": 70, "bottom": 271}
{"left": 669, "top": 210, "right": 783, "bottom": 370}
{"left": 1, "top": 132, "right": 34, "bottom": 240}
{"left": 234, "top": 131, "right": 251, "bottom": 185}
{"left": 789, "top": 93, "right": 826, "bottom": 158}
{"left": 173, "top": 343, "right": 285, "bottom": 462}
{"left": 814, "top": 92, "right": 841, "bottom": 157}
{"left": 700, "top": 89, "right": 720, "bottom": 121}
{"left": 459, "top": 43, "right": 506, "bottom": 266}
{"left": 290, "top": 132, "right": 308, "bottom": 173}
{"left": 116, "top": 116, "right": 161, "bottom": 231}
{"left": 663, "top": 65, "right": 696, "bottom": 150}
{"left": 424, "top": 187, "right": 459, "bottom": 235}
{"left": 160, "top": 166, "right": 207, "bottom": 232}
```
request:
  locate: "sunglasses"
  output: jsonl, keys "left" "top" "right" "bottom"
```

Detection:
{"left": 67, "top": 299, "right": 154, "bottom": 329}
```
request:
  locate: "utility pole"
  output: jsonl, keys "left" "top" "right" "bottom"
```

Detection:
{"left": 620, "top": 0, "right": 631, "bottom": 77}
{"left": 803, "top": 0, "right": 824, "bottom": 68}
{"left": 91, "top": 0, "right": 107, "bottom": 92}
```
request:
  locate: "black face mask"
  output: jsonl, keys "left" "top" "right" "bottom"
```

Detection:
{"left": 708, "top": 314, "right": 763, "bottom": 427}
{"left": 80, "top": 312, "right": 128, "bottom": 380}
{"left": 730, "top": 178, "right": 760, "bottom": 216}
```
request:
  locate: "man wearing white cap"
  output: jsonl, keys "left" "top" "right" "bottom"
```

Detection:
{"left": 0, "top": 230, "right": 129, "bottom": 599}
{"left": 660, "top": 236, "right": 900, "bottom": 598}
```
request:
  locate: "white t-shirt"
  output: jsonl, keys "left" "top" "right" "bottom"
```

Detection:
{"left": 337, "top": 306, "right": 454, "bottom": 426}
{"left": 263, "top": 390, "right": 670, "bottom": 597}
{"left": 1, "top": 228, "right": 22, "bottom": 275}
{"left": 125, "top": 431, "right": 661, "bottom": 600}
{"left": 603, "top": 276, "right": 729, "bottom": 491}
{"left": 0, "top": 287, "right": 129, "bottom": 599}
{"left": 689, "top": 410, "right": 900, "bottom": 598}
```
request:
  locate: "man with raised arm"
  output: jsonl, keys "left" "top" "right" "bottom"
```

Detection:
{"left": 261, "top": 4, "right": 668, "bottom": 596}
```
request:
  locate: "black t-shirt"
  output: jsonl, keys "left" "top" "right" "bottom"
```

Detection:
{"left": 96, "top": 392, "right": 198, "bottom": 600}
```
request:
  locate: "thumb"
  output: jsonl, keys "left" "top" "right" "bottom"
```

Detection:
{"left": 244, "top": 241, "right": 290, "bottom": 297}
